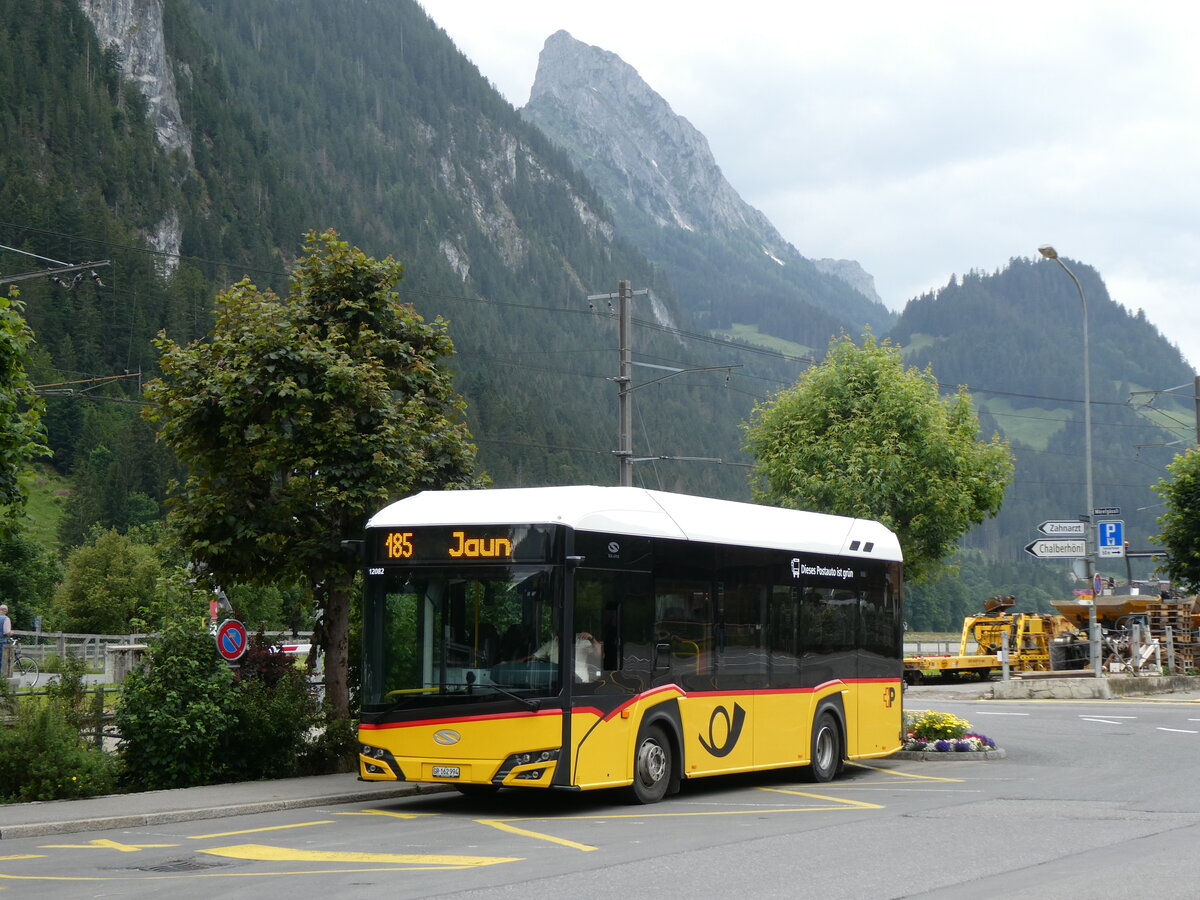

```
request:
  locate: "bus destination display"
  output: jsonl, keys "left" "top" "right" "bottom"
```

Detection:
{"left": 373, "top": 525, "right": 552, "bottom": 565}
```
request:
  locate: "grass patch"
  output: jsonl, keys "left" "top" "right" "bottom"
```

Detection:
{"left": 976, "top": 396, "right": 1069, "bottom": 451}
{"left": 711, "top": 323, "right": 815, "bottom": 358}
{"left": 898, "top": 333, "right": 943, "bottom": 359}
{"left": 22, "top": 464, "right": 68, "bottom": 549}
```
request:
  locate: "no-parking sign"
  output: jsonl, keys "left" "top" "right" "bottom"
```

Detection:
{"left": 215, "top": 619, "right": 248, "bottom": 661}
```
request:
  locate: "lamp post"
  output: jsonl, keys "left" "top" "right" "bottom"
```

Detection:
{"left": 1038, "top": 244, "right": 1101, "bottom": 676}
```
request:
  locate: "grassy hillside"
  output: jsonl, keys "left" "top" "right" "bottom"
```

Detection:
{"left": 23, "top": 465, "right": 69, "bottom": 550}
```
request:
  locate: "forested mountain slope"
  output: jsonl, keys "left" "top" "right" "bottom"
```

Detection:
{"left": 3, "top": 0, "right": 783, "bottom": 545}
{"left": 890, "top": 259, "right": 1194, "bottom": 608}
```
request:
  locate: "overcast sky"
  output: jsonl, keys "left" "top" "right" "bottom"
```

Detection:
{"left": 419, "top": 0, "right": 1200, "bottom": 371}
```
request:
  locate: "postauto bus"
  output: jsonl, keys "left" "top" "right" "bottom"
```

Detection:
{"left": 357, "top": 486, "right": 903, "bottom": 803}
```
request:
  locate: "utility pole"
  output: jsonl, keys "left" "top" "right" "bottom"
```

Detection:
{"left": 590, "top": 280, "right": 642, "bottom": 486}
{"left": 617, "top": 280, "right": 634, "bottom": 487}
{"left": 588, "top": 280, "right": 737, "bottom": 487}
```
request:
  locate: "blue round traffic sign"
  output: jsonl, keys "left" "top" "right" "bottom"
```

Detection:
{"left": 215, "top": 619, "right": 248, "bottom": 661}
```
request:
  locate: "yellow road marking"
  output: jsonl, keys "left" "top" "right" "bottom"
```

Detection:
{"left": 474, "top": 790, "right": 884, "bottom": 851}
{"left": 0, "top": 855, "right": 45, "bottom": 861}
{"left": 1, "top": 865, "right": 520, "bottom": 881}
{"left": 0, "top": 874, "right": 115, "bottom": 882}
{"left": 849, "top": 762, "right": 966, "bottom": 783}
{"left": 37, "top": 839, "right": 178, "bottom": 853}
{"left": 198, "top": 843, "right": 520, "bottom": 868}
{"left": 188, "top": 820, "right": 333, "bottom": 839}
{"left": 335, "top": 809, "right": 440, "bottom": 820}
{"left": 475, "top": 819, "right": 598, "bottom": 852}
{"left": 754, "top": 788, "right": 884, "bottom": 809}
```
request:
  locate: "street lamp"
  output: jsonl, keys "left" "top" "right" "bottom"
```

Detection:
{"left": 1039, "top": 244, "right": 1100, "bottom": 676}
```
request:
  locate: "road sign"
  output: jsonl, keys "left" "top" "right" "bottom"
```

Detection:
{"left": 1097, "top": 520, "right": 1125, "bottom": 558}
{"left": 215, "top": 619, "right": 248, "bottom": 661}
{"left": 1037, "top": 520, "right": 1086, "bottom": 537}
{"left": 1024, "top": 538, "right": 1087, "bottom": 558}
{"left": 1093, "top": 507, "right": 1121, "bottom": 517}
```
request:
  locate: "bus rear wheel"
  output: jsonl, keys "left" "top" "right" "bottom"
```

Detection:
{"left": 628, "top": 724, "right": 672, "bottom": 804}
{"left": 803, "top": 712, "right": 841, "bottom": 783}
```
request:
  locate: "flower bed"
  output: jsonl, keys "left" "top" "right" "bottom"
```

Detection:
{"left": 901, "top": 710, "right": 1001, "bottom": 754}
{"left": 902, "top": 733, "right": 996, "bottom": 752}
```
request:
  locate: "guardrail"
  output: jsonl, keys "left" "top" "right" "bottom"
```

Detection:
{"left": 10, "top": 630, "right": 313, "bottom": 667}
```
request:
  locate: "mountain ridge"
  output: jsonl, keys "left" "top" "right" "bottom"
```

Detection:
{"left": 521, "top": 30, "right": 893, "bottom": 350}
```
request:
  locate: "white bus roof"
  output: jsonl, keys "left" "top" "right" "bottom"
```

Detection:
{"left": 367, "top": 486, "right": 902, "bottom": 562}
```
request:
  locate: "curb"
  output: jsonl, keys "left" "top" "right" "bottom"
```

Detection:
{"left": 890, "top": 748, "right": 1006, "bottom": 761}
{"left": 0, "top": 782, "right": 453, "bottom": 841}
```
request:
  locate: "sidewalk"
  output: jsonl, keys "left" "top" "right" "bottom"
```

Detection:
{"left": 0, "top": 774, "right": 450, "bottom": 841}
{"left": 906, "top": 673, "right": 1200, "bottom": 702}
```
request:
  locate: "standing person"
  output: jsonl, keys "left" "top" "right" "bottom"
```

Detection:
{"left": 0, "top": 604, "right": 11, "bottom": 676}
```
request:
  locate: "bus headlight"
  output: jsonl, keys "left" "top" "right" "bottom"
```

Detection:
{"left": 495, "top": 748, "right": 560, "bottom": 781}
{"left": 359, "top": 743, "right": 403, "bottom": 779}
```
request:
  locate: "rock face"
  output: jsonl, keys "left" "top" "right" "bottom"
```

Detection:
{"left": 813, "top": 258, "right": 884, "bottom": 307}
{"left": 522, "top": 30, "right": 893, "bottom": 341}
{"left": 526, "top": 32, "right": 772, "bottom": 241}
{"left": 81, "top": 0, "right": 191, "bottom": 163}
{"left": 80, "top": 0, "right": 186, "bottom": 272}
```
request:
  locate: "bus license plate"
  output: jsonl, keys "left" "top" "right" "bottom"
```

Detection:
{"left": 432, "top": 766, "right": 460, "bottom": 779}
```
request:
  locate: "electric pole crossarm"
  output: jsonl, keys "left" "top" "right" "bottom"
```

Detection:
{"left": 1, "top": 259, "right": 111, "bottom": 285}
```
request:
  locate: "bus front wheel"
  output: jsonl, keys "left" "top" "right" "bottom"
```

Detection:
{"left": 803, "top": 712, "right": 841, "bottom": 783}
{"left": 628, "top": 724, "right": 673, "bottom": 804}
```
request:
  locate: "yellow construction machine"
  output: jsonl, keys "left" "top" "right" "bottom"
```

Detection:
{"left": 904, "top": 596, "right": 1086, "bottom": 683}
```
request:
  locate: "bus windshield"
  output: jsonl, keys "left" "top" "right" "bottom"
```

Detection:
{"left": 362, "top": 566, "right": 561, "bottom": 706}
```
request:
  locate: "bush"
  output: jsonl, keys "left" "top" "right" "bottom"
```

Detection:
{"left": 116, "top": 618, "right": 331, "bottom": 790}
{"left": 115, "top": 617, "right": 237, "bottom": 790}
{"left": 299, "top": 713, "right": 358, "bottom": 776}
{"left": 0, "top": 668, "right": 122, "bottom": 803}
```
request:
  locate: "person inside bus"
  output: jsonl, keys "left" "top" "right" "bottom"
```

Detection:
{"left": 530, "top": 630, "right": 602, "bottom": 682}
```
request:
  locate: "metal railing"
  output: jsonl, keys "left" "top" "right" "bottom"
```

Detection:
{"left": 9, "top": 630, "right": 313, "bottom": 668}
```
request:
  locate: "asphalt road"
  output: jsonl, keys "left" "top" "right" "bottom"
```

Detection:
{"left": 4, "top": 688, "right": 1200, "bottom": 898}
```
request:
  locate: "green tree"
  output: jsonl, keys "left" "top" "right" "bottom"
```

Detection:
{"left": 743, "top": 333, "right": 1014, "bottom": 582}
{"left": 54, "top": 528, "right": 163, "bottom": 633}
{"left": 0, "top": 289, "right": 50, "bottom": 538}
{"left": 1152, "top": 447, "right": 1200, "bottom": 593}
{"left": 0, "top": 531, "right": 62, "bottom": 629}
{"left": 145, "top": 230, "right": 483, "bottom": 719}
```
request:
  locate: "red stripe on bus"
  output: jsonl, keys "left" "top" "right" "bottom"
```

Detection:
{"left": 360, "top": 707, "right": 563, "bottom": 731}
{"left": 591, "top": 677, "right": 898, "bottom": 722}
{"left": 363, "top": 676, "right": 900, "bottom": 729}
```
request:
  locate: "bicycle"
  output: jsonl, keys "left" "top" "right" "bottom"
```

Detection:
{"left": 7, "top": 638, "right": 39, "bottom": 686}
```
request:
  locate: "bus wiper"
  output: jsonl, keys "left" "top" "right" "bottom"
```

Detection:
{"left": 466, "top": 670, "right": 540, "bottom": 711}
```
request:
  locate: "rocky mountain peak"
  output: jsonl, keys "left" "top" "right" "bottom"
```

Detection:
{"left": 523, "top": 30, "right": 893, "bottom": 337}
{"left": 528, "top": 30, "right": 773, "bottom": 240}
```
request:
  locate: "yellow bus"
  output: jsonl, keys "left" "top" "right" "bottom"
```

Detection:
{"left": 358, "top": 486, "right": 904, "bottom": 803}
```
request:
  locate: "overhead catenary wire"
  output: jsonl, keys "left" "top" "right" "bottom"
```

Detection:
{"left": 4, "top": 222, "right": 1190, "bottom": 480}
